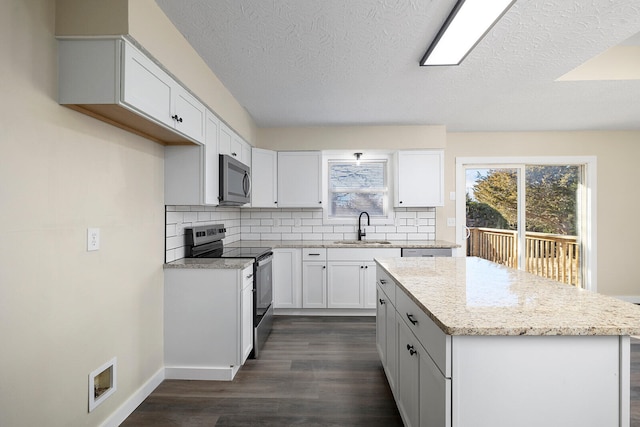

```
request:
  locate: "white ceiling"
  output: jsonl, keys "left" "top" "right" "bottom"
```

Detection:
{"left": 155, "top": 0, "right": 640, "bottom": 132}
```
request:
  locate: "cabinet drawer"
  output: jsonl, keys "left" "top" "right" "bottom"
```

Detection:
{"left": 396, "top": 288, "right": 451, "bottom": 377}
{"left": 377, "top": 267, "right": 396, "bottom": 307}
{"left": 302, "top": 248, "right": 327, "bottom": 261}
{"left": 327, "top": 247, "right": 400, "bottom": 261}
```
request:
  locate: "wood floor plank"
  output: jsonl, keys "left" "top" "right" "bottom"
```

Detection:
{"left": 122, "top": 316, "right": 402, "bottom": 426}
{"left": 123, "top": 318, "right": 640, "bottom": 426}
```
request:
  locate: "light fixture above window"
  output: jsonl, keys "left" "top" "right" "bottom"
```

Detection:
{"left": 420, "top": 0, "right": 515, "bottom": 66}
{"left": 354, "top": 152, "right": 363, "bottom": 165}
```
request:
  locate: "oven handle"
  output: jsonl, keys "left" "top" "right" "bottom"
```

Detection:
{"left": 256, "top": 253, "right": 273, "bottom": 267}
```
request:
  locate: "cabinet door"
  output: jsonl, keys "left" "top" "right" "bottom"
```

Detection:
{"left": 302, "top": 262, "right": 326, "bottom": 308}
{"left": 240, "top": 139, "right": 252, "bottom": 167}
{"left": 252, "top": 148, "right": 278, "bottom": 208}
{"left": 397, "top": 319, "right": 420, "bottom": 427}
{"left": 419, "top": 346, "right": 451, "bottom": 427}
{"left": 173, "top": 86, "right": 206, "bottom": 143}
{"left": 376, "top": 286, "right": 388, "bottom": 365}
{"left": 277, "top": 151, "right": 322, "bottom": 208}
{"left": 395, "top": 150, "right": 444, "bottom": 207}
{"left": 363, "top": 261, "right": 377, "bottom": 309}
{"left": 230, "top": 137, "right": 243, "bottom": 161}
{"left": 327, "top": 261, "right": 364, "bottom": 308}
{"left": 218, "top": 123, "right": 233, "bottom": 157}
{"left": 386, "top": 307, "right": 398, "bottom": 393}
{"left": 122, "top": 42, "right": 174, "bottom": 129}
{"left": 203, "top": 111, "right": 220, "bottom": 205}
{"left": 273, "top": 248, "right": 302, "bottom": 308}
{"left": 241, "top": 277, "right": 254, "bottom": 364}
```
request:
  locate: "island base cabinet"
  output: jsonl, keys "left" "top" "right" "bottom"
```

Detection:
{"left": 397, "top": 319, "right": 451, "bottom": 427}
{"left": 451, "top": 335, "right": 625, "bottom": 427}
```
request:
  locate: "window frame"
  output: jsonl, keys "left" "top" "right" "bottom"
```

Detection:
{"left": 322, "top": 152, "right": 395, "bottom": 225}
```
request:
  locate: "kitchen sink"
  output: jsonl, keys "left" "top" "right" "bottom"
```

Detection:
{"left": 335, "top": 240, "right": 392, "bottom": 245}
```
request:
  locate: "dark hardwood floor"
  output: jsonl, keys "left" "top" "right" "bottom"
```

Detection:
{"left": 122, "top": 318, "right": 640, "bottom": 427}
{"left": 122, "top": 316, "right": 402, "bottom": 426}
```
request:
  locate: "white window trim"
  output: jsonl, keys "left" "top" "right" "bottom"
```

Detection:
{"left": 455, "top": 156, "right": 597, "bottom": 292}
{"left": 322, "top": 152, "right": 396, "bottom": 225}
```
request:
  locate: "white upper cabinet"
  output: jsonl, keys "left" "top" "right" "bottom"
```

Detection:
{"left": 251, "top": 148, "right": 278, "bottom": 208}
{"left": 219, "top": 122, "right": 251, "bottom": 167}
{"left": 164, "top": 110, "right": 220, "bottom": 205}
{"left": 394, "top": 150, "right": 444, "bottom": 207}
{"left": 277, "top": 151, "right": 323, "bottom": 208}
{"left": 203, "top": 111, "right": 221, "bottom": 205}
{"left": 58, "top": 37, "right": 205, "bottom": 145}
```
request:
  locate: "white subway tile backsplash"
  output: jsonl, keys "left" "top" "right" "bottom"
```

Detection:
{"left": 281, "top": 233, "right": 303, "bottom": 240}
{"left": 165, "top": 206, "right": 436, "bottom": 262}
{"left": 395, "top": 211, "right": 417, "bottom": 219}
{"left": 184, "top": 212, "right": 198, "bottom": 223}
{"left": 197, "top": 212, "right": 211, "bottom": 222}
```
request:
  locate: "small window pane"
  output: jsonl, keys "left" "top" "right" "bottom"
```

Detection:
{"left": 329, "top": 162, "right": 385, "bottom": 190}
{"left": 328, "top": 160, "right": 388, "bottom": 219}
{"left": 331, "top": 192, "right": 385, "bottom": 217}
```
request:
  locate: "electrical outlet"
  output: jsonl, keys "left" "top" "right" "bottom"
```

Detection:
{"left": 446, "top": 218, "right": 456, "bottom": 227}
{"left": 87, "top": 228, "right": 100, "bottom": 251}
{"left": 449, "top": 191, "right": 456, "bottom": 201}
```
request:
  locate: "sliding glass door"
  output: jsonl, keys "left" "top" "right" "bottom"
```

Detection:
{"left": 457, "top": 157, "right": 595, "bottom": 290}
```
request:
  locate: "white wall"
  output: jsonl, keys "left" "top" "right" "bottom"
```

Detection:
{"left": 0, "top": 1, "right": 164, "bottom": 425}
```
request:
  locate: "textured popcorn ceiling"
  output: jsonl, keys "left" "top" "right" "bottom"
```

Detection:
{"left": 155, "top": 0, "right": 640, "bottom": 131}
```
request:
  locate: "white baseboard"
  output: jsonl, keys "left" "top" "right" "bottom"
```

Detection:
{"left": 613, "top": 295, "right": 640, "bottom": 304}
{"left": 164, "top": 365, "right": 239, "bottom": 381}
{"left": 100, "top": 366, "right": 164, "bottom": 427}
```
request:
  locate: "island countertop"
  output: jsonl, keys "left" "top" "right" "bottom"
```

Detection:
{"left": 376, "top": 256, "right": 640, "bottom": 336}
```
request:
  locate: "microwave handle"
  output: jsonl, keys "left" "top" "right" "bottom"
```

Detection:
{"left": 243, "top": 171, "right": 251, "bottom": 197}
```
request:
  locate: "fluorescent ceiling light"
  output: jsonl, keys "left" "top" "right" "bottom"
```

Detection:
{"left": 421, "top": 0, "right": 515, "bottom": 66}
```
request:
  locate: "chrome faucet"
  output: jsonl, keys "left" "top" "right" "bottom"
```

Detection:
{"left": 358, "top": 211, "right": 370, "bottom": 241}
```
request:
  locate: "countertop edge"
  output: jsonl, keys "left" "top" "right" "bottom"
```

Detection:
{"left": 376, "top": 258, "right": 640, "bottom": 337}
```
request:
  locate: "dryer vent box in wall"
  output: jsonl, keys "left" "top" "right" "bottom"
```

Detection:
{"left": 88, "top": 357, "right": 117, "bottom": 412}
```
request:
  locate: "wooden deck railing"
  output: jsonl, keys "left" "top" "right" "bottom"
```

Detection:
{"left": 467, "top": 227, "right": 580, "bottom": 287}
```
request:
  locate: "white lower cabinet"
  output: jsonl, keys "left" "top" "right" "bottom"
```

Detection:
{"left": 378, "top": 265, "right": 451, "bottom": 427}
{"left": 273, "top": 248, "right": 302, "bottom": 309}
{"left": 327, "top": 261, "right": 364, "bottom": 308}
{"left": 302, "top": 248, "right": 328, "bottom": 308}
{"left": 327, "top": 248, "right": 400, "bottom": 309}
{"left": 164, "top": 265, "right": 254, "bottom": 381}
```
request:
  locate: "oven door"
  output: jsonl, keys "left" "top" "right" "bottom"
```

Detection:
{"left": 254, "top": 253, "right": 273, "bottom": 322}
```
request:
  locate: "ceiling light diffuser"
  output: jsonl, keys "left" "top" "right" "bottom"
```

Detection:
{"left": 421, "top": 0, "right": 515, "bottom": 66}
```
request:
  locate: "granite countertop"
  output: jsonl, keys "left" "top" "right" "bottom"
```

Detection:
{"left": 225, "top": 239, "right": 459, "bottom": 249}
{"left": 164, "top": 258, "right": 254, "bottom": 270}
{"left": 164, "top": 239, "right": 458, "bottom": 269}
{"left": 376, "top": 256, "right": 640, "bottom": 336}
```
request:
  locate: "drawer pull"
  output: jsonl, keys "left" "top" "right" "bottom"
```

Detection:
{"left": 308, "top": 253, "right": 321, "bottom": 256}
{"left": 407, "top": 344, "right": 417, "bottom": 356}
{"left": 379, "top": 279, "right": 387, "bottom": 285}
{"left": 379, "top": 298, "right": 386, "bottom": 305}
{"left": 406, "top": 313, "right": 418, "bottom": 325}
{"left": 246, "top": 274, "right": 254, "bottom": 279}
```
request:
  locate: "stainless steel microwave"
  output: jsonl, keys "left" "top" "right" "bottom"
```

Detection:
{"left": 219, "top": 154, "right": 251, "bottom": 206}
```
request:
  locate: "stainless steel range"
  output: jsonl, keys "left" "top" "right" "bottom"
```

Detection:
{"left": 184, "top": 224, "right": 273, "bottom": 358}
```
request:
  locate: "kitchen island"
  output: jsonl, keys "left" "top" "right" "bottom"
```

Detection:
{"left": 375, "top": 256, "right": 640, "bottom": 427}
